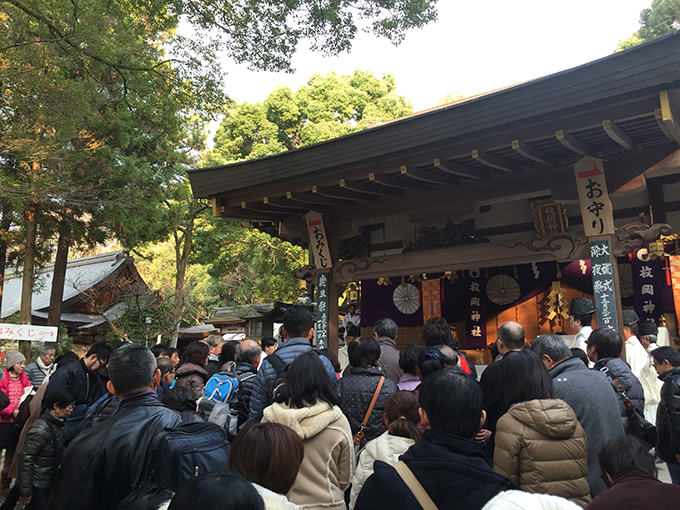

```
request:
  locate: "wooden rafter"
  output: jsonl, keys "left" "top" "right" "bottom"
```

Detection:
{"left": 340, "top": 179, "right": 403, "bottom": 196}
{"left": 472, "top": 149, "right": 522, "bottom": 173}
{"left": 312, "top": 186, "right": 375, "bottom": 201}
{"left": 368, "top": 173, "right": 431, "bottom": 191}
{"left": 400, "top": 165, "right": 459, "bottom": 186}
{"left": 511, "top": 140, "right": 561, "bottom": 166}
{"left": 556, "top": 130, "right": 601, "bottom": 157}
{"left": 602, "top": 120, "right": 639, "bottom": 150}
{"left": 659, "top": 90, "right": 680, "bottom": 145}
{"left": 286, "top": 191, "right": 353, "bottom": 206}
{"left": 433, "top": 158, "right": 489, "bottom": 180}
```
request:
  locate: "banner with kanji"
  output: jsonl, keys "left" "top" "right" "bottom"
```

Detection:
{"left": 631, "top": 249, "right": 664, "bottom": 325}
{"left": 574, "top": 157, "right": 615, "bottom": 237}
{"left": 421, "top": 279, "right": 441, "bottom": 322}
{"left": 464, "top": 269, "right": 487, "bottom": 348}
{"left": 0, "top": 324, "right": 57, "bottom": 342}
{"left": 669, "top": 256, "right": 680, "bottom": 321}
{"left": 304, "top": 211, "right": 332, "bottom": 270}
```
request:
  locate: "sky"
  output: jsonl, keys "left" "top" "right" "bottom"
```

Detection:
{"left": 213, "top": 0, "right": 652, "bottom": 114}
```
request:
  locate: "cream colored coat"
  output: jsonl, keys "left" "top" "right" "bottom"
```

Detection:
{"left": 263, "top": 401, "right": 354, "bottom": 510}
{"left": 254, "top": 483, "right": 302, "bottom": 510}
{"left": 494, "top": 399, "right": 590, "bottom": 507}
{"left": 349, "top": 431, "right": 415, "bottom": 510}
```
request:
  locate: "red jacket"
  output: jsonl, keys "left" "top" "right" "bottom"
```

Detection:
{"left": 0, "top": 369, "right": 32, "bottom": 422}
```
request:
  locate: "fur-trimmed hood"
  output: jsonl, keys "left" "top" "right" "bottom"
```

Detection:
{"left": 262, "top": 400, "right": 342, "bottom": 440}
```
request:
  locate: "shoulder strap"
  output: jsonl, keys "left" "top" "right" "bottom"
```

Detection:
{"left": 44, "top": 419, "right": 62, "bottom": 475}
{"left": 267, "top": 353, "right": 288, "bottom": 377}
{"left": 393, "top": 461, "right": 437, "bottom": 510}
{"left": 602, "top": 369, "right": 636, "bottom": 411}
{"left": 361, "top": 376, "right": 385, "bottom": 428}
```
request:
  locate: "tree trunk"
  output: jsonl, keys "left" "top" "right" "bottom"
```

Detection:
{"left": 20, "top": 202, "right": 37, "bottom": 359}
{"left": 0, "top": 205, "right": 11, "bottom": 314}
{"left": 47, "top": 222, "right": 71, "bottom": 327}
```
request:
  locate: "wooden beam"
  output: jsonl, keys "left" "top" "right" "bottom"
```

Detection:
{"left": 211, "top": 198, "right": 224, "bottom": 217}
{"left": 602, "top": 119, "right": 639, "bottom": 150}
{"left": 240, "top": 201, "right": 301, "bottom": 215}
{"left": 340, "top": 179, "right": 403, "bottom": 197}
{"left": 222, "top": 207, "right": 290, "bottom": 221}
{"left": 368, "top": 172, "right": 431, "bottom": 191}
{"left": 434, "top": 158, "right": 489, "bottom": 180}
{"left": 659, "top": 90, "right": 680, "bottom": 145}
{"left": 400, "top": 166, "right": 459, "bottom": 186}
{"left": 264, "top": 197, "right": 324, "bottom": 211}
{"left": 313, "top": 186, "right": 375, "bottom": 201}
{"left": 286, "top": 191, "right": 353, "bottom": 207}
{"left": 511, "top": 140, "right": 561, "bottom": 166}
{"left": 655, "top": 108, "right": 677, "bottom": 143}
{"left": 472, "top": 149, "right": 522, "bottom": 173}
{"left": 556, "top": 130, "right": 601, "bottom": 157}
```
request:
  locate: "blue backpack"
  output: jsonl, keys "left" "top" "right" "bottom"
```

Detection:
{"left": 202, "top": 371, "right": 239, "bottom": 403}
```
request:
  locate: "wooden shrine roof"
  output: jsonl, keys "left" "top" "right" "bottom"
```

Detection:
{"left": 188, "top": 32, "right": 680, "bottom": 239}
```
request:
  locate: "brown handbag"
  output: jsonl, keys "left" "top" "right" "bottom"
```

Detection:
{"left": 353, "top": 376, "right": 385, "bottom": 445}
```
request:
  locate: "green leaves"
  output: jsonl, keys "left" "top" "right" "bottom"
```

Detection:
{"left": 616, "top": 0, "right": 680, "bottom": 51}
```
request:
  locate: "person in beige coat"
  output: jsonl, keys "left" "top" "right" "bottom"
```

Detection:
{"left": 494, "top": 350, "right": 590, "bottom": 507}
{"left": 262, "top": 351, "right": 353, "bottom": 510}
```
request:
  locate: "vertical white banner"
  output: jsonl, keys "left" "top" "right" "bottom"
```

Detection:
{"left": 574, "top": 156, "right": 615, "bottom": 237}
{"left": 304, "top": 211, "right": 332, "bottom": 270}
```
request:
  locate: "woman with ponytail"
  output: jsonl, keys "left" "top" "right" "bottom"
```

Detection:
{"left": 349, "top": 391, "right": 421, "bottom": 509}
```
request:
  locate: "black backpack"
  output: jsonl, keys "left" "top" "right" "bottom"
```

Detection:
{"left": 267, "top": 353, "right": 292, "bottom": 404}
{"left": 146, "top": 422, "right": 230, "bottom": 490}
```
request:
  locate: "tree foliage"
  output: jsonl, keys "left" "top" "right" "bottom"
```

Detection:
{"left": 205, "top": 70, "right": 413, "bottom": 164}
{"left": 617, "top": 0, "right": 680, "bottom": 50}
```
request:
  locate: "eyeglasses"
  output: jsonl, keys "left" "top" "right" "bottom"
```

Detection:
{"left": 66, "top": 404, "right": 76, "bottom": 411}
{"left": 97, "top": 357, "right": 108, "bottom": 369}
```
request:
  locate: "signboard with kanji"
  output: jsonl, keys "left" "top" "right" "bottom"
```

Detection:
{"left": 589, "top": 240, "right": 619, "bottom": 330}
{"left": 0, "top": 324, "right": 57, "bottom": 342}
{"left": 315, "top": 272, "right": 330, "bottom": 349}
{"left": 304, "top": 211, "right": 332, "bottom": 270}
{"left": 574, "top": 157, "right": 615, "bottom": 237}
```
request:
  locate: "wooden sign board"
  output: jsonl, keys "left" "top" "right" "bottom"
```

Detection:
{"left": 590, "top": 240, "right": 619, "bottom": 330}
{"left": 305, "top": 211, "right": 332, "bottom": 270}
{"left": 0, "top": 324, "right": 57, "bottom": 342}
{"left": 315, "top": 272, "right": 330, "bottom": 349}
{"left": 574, "top": 157, "right": 615, "bottom": 237}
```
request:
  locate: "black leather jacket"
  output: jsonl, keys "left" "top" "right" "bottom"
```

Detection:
{"left": 657, "top": 366, "right": 680, "bottom": 464}
{"left": 17, "top": 411, "right": 65, "bottom": 497}
{"left": 48, "top": 392, "right": 181, "bottom": 510}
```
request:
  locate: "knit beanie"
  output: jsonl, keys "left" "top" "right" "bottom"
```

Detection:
{"left": 4, "top": 350, "right": 26, "bottom": 370}
{"left": 482, "top": 491, "right": 581, "bottom": 510}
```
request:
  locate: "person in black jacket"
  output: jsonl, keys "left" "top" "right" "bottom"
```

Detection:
{"left": 355, "top": 369, "right": 514, "bottom": 510}
{"left": 44, "top": 343, "right": 114, "bottom": 442}
{"left": 651, "top": 346, "right": 680, "bottom": 485}
{"left": 232, "top": 340, "right": 261, "bottom": 431}
{"left": 16, "top": 387, "right": 75, "bottom": 510}
{"left": 336, "top": 336, "right": 398, "bottom": 448}
{"left": 48, "top": 343, "right": 182, "bottom": 510}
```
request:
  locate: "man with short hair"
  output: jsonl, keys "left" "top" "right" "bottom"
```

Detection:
{"left": 232, "top": 340, "right": 261, "bottom": 429}
{"left": 203, "top": 334, "right": 225, "bottom": 377}
{"left": 48, "top": 343, "right": 182, "bottom": 510}
{"left": 621, "top": 309, "right": 648, "bottom": 379}
{"left": 373, "top": 317, "right": 401, "bottom": 384}
{"left": 150, "top": 344, "right": 171, "bottom": 359}
{"left": 479, "top": 321, "right": 526, "bottom": 458}
{"left": 24, "top": 346, "right": 56, "bottom": 388}
{"left": 248, "top": 306, "right": 337, "bottom": 422}
{"left": 652, "top": 346, "right": 680, "bottom": 485}
{"left": 530, "top": 335, "right": 624, "bottom": 496}
{"left": 569, "top": 297, "right": 595, "bottom": 352}
{"left": 341, "top": 304, "right": 361, "bottom": 340}
{"left": 45, "top": 343, "right": 114, "bottom": 441}
{"left": 355, "top": 370, "right": 514, "bottom": 510}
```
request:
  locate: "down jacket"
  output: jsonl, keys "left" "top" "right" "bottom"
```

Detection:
{"left": 231, "top": 362, "right": 258, "bottom": 430}
{"left": 593, "top": 357, "right": 644, "bottom": 418}
{"left": 248, "top": 338, "right": 337, "bottom": 423}
{"left": 17, "top": 411, "right": 65, "bottom": 497}
{"left": 174, "top": 362, "right": 208, "bottom": 399}
{"left": 336, "top": 366, "right": 398, "bottom": 448}
{"left": 262, "top": 400, "right": 353, "bottom": 510}
{"left": 494, "top": 399, "right": 590, "bottom": 507}
{"left": 656, "top": 366, "right": 680, "bottom": 465}
{"left": 350, "top": 431, "right": 415, "bottom": 509}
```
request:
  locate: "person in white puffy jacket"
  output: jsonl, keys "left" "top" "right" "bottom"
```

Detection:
{"left": 350, "top": 390, "right": 422, "bottom": 509}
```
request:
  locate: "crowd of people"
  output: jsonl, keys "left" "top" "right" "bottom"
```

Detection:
{"left": 0, "top": 301, "right": 678, "bottom": 509}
